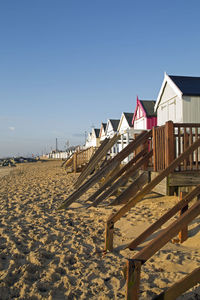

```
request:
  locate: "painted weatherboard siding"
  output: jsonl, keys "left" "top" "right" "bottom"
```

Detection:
{"left": 134, "top": 116, "right": 146, "bottom": 129}
{"left": 147, "top": 117, "right": 157, "bottom": 129}
{"left": 182, "top": 96, "right": 200, "bottom": 123}
{"left": 106, "top": 121, "right": 114, "bottom": 138}
{"left": 118, "top": 116, "right": 129, "bottom": 134}
{"left": 157, "top": 82, "right": 182, "bottom": 125}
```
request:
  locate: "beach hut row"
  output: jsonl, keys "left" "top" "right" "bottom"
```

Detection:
{"left": 59, "top": 73, "right": 200, "bottom": 299}
{"left": 86, "top": 73, "right": 200, "bottom": 156}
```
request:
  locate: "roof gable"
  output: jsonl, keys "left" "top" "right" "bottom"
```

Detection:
{"left": 93, "top": 128, "right": 100, "bottom": 138}
{"left": 155, "top": 73, "right": 200, "bottom": 111}
{"left": 132, "top": 97, "right": 156, "bottom": 125}
{"left": 140, "top": 100, "right": 156, "bottom": 117}
{"left": 124, "top": 112, "right": 134, "bottom": 127}
{"left": 109, "top": 119, "right": 120, "bottom": 131}
{"left": 99, "top": 122, "right": 106, "bottom": 138}
{"left": 118, "top": 112, "right": 134, "bottom": 132}
{"left": 106, "top": 119, "right": 120, "bottom": 135}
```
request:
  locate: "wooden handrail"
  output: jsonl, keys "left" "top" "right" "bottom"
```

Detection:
{"left": 153, "top": 267, "right": 200, "bottom": 300}
{"left": 127, "top": 184, "right": 200, "bottom": 250}
{"left": 132, "top": 199, "right": 200, "bottom": 262}
{"left": 174, "top": 123, "right": 200, "bottom": 127}
{"left": 125, "top": 199, "right": 200, "bottom": 300}
{"left": 105, "top": 137, "right": 200, "bottom": 251}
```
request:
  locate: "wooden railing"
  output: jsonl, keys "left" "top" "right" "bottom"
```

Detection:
{"left": 125, "top": 185, "right": 200, "bottom": 299}
{"left": 74, "top": 147, "right": 96, "bottom": 173}
{"left": 174, "top": 123, "right": 200, "bottom": 171}
{"left": 105, "top": 137, "right": 200, "bottom": 251}
{"left": 153, "top": 121, "right": 200, "bottom": 172}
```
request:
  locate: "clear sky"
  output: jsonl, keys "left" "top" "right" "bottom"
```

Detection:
{"left": 1, "top": 0, "right": 200, "bottom": 157}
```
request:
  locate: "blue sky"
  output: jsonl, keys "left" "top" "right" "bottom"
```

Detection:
{"left": 1, "top": 0, "right": 200, "bottom": 157}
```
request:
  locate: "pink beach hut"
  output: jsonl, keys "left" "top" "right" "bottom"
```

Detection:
{"left": 132, "top": 96, "right": 157, "bottom": 130}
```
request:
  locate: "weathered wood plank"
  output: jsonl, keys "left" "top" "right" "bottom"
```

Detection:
{"left": 73, "top": 152, "right": 77, "bottom": 173}
{"left": 86, "top": 148, "right": 147, "bottom": 204}
{"left": 75, "top": 136, "right": 116, "bottom": 187}
{"left": 168, "top": 172, "right": 200, "bottom": 186}
{"left": 165, "top": 121, "right": 174, "bottom": 167}
{"left": 178, "top": 191, "right": 188, "bottom": 243}
{"left": 132, "top": 199, "right": 200, "bottom": 262}
{"left": 127, "top": 184, "right": 200, "bottom": 250}
{"left": 126, "top": 260, "right": 141, "bottom": 300}
{"left": 151, "top": 172, "right": 167, "bottom": 195}
{"left": 61, "top": 152, "right": 73, "bottom": 168}
{"left": 174, "top": 123, "right": 200, "bottom": 127}
{"left": 109, "top": 172, "right": 148, "bottom": 206}
{"left": 92, "top": 151, "right": 153, "bottom": 207}
{"left": 153, "top": 267, "right": 200, "bottom": 300}
{"left": 152, "top": 127, "right": 157, "bottom": 172}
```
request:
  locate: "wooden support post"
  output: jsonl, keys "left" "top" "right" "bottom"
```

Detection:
{"left": 105, "top": 219, "right": 114, "bottom": 251}
{"left": 126, "top": 259, "right": 142, "bottom": 300}
{"left": 165, "top": 121, "right": 175, "bottom": 167}
{"left": 73, "top": 152, "right": 77, "bottom": 173}
{"left": 152, "top": 126, "right": 157, "bottom": 171}
{"left": 178, "top": 191, "right": 188, "bottom": 243}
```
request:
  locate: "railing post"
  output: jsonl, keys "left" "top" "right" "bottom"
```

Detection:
{"left": 73, "top": 152, "right": 77, "bottom": 173}
{"left": 165, "top": 121, "right": 175, "bottom": 167}
{"left": 178, "top": 191, "right": 188, "bottom": 243}
{"left": 105, "top": 218, "right": 114, "bottom": 251}
{"left": 126, "top": 259, "right": 142, "bottom": 300}
{"left": 152, "top": 126, "right": 157, "bottom": 171}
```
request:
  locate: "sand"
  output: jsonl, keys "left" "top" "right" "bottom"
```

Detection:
{"left": 0, "top": 160, "right": 199, "bottom": 299}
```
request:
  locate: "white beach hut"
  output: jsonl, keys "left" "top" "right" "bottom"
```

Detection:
{"left": 105, "top": 119, "right": 120, "bottom": 157}
{"left": 99, "top": 122, "right": 107, "bottom": 141}
{"left": 117, "top": 112, "right": 134, "bottom": 152}
{"left": 85, "top": 128, "right": 100, "bottom": 148}
{"left": 155, "top": 73, "right": 200, "bottom": 126}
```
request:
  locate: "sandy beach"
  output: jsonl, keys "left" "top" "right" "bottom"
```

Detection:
{"left": 0, "top": 161, "right": 199, "bottom": 299}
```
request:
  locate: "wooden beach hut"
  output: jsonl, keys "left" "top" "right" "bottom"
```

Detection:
{"left": 85, "top": 128, "right": 100, "bottom": 148}
{"left": 132, "top": 96, "right": 157, "bottom": 130}
{"left": 155, "top": 73, "right": 200, "bottom": 125}
{"left": 105, "top": 119, "right": 120, "bottom": 157}
{"left": 99, "top": 122, "right": 107, "bottom": 141}
{"left": 117, "top": 112, "right": 134, "bottom": 152}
